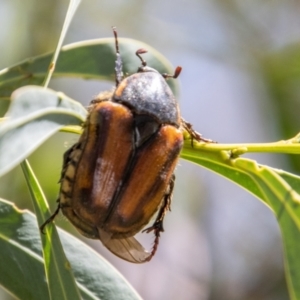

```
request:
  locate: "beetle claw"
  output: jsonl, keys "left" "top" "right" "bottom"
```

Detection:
{"left": 181, "top": 117, "right": 216, "bottom": 145}
{"left": 143, "top": 221, "right": 164, "bottom": 234}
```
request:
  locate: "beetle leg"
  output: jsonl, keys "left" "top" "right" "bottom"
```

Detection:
{"left": 58, "top": 142, "right": 83, "bottom": 184}
{"left": 143, "top": 174, "right": 175, "bottom": 233}
{"left": 40, "top": 142, "right": 81, "bottom": 233}
{"left": 58, "top": 144, "right": 77, "bottom": 183}
{"left": 40, "top": 202, "right": 61, "bottom": 234}
{"left": 142, "top": 174, "right": 175, "bottom": 260}
{"left": 181, "top": 117, "right": 216, "bottom": 146}
{"left": 89, "top": 91, "right": 114, "bottom": 108}
{"left": 112, "top": 27, "right": 123, "bottom": 86}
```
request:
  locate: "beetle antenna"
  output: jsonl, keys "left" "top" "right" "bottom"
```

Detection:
{"left": 136, "top": 48, "right": 148, "bottom": 67}
{"left": 162, "top": 66, "right": 182, "bottom": 79}
{"left": 112, "top": 27, "right": 123, "bottom": 87}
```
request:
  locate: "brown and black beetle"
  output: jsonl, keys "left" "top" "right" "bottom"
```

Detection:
{"left": 41, "top": 28, "right": 212, "bottom": 263}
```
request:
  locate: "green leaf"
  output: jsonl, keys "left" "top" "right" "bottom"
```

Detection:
{"left": 181, "top": 141, "right": 266, "bottom": 202}
{"left": 0, "top": 86, "right": 87, "bottom": 177}
{"left": 21, "top": 159, "right": 81, "bottom": 300}
{"left": 0, "top": 38, "right": 179, "bottom": 100}
{"left": 233, "top": 159, "right": 300, "bottom": 300}
{"left": 0, "top": 198, "right": 142, "bottom": 300}
{"left": 43, "top": 0, "right": 82, "bottom": 87}
{"left": 181, "top": 139, "right": 300, "bottom": 299}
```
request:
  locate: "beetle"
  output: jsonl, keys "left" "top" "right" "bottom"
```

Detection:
{"left": 41, "top": 28, "right": 212, "bottom": 263}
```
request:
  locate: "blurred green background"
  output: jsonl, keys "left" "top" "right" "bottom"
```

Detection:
{"left": 2, "top": 0, "right": 300, "bottom": 299}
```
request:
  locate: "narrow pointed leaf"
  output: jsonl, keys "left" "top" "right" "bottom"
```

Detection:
{"left": 43, "top": 0, "right": 82, "bottom": 87}
{"left": 21, "top": 160, "right": 81, "bottom": 300}
{"left": 233, "top": 159, "right": 300, "bottom": 300}
{"left": 0, "top": 86, "right": 87, "bottom": 177}
{"left": 181, "top": 139, "right": 300, "bottom": 300}
{"left": 0, "top": 199, "right": 142, "bottom": 300}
